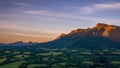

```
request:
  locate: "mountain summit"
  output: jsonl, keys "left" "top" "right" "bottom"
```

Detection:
{"left": 94, "top": 23, "right": 120, "bottom": 41}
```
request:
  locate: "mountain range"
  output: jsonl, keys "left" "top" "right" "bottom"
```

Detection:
{"left": 0, "top": 41, "right": 36, "bottom": 46}
{"left": 0, "top": 23, "right": 120, "bottom": 49}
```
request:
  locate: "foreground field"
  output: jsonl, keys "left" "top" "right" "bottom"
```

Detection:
{"left": 0, "top": 62, "right": 23, "bottom": 68}
{"left": 0, "top": 48, "right": 120, "bottom": 68}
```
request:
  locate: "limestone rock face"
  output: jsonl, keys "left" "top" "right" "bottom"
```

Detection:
{"left": 94, "top": 23, "right": 120, "bottom": 41}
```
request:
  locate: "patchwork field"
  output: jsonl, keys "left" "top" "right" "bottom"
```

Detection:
{"left": 0, "top": 48, "right": 120, "bottom": 68}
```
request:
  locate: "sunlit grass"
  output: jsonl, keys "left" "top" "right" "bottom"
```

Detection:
{"left": 27, "top": 64, "right": 47, "bottom": 68}
{"left": 0, "top": 61, "right": 23, "bottom": 68}
{"left": 0, "top": 58, "right": 6, "bottom": 63}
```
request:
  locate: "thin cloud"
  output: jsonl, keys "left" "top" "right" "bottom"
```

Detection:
{"left": 24, "top": 10, "right": 56, "bottom": 16}
{"left": 0, "top": 22, "right": 58, "bottom": 38}
{"left": 23, "top": 10, "right": 120, "bottom": 25}
{"left": 79, "top": 2, "right": 120, "bottom": 14}
{"left": 11, "top": 32, "right": 52, "bottom": 38}
{"left": 93, "top": 3, "right": 120, "bottom": 10}
{"left": 14, "top": 2, "right": 32, "bottom": 6}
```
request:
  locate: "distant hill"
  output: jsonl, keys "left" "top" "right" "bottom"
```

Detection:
{"left": 0, "top": 41, "right": 35, "bottom": 46}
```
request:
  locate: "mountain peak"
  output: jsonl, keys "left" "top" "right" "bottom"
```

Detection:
{"left": 96, "top": 23, "right": 108, "bottom": 26}
{"left": 95, "top": 23, "right": 118, "bottom": 29}
{"left": 95, "top": 23, "right": 109, "bottom": 28}
{"left": 93, "top": 23, "right": 120, "bottom": 38}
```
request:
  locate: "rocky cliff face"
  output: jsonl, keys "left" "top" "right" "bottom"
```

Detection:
{"left": 56, "top": 23, "right": 120, "bottom": 42}
{"left": 93, "top": 23, "right": 120, "bottom": 41}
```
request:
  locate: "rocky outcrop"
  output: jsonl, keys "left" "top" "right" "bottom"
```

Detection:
{"left": 56, "top": 33, "right": 66, "bottom": 40}
{"left": 93, "top": 23, "right": 120, "bottom": 41}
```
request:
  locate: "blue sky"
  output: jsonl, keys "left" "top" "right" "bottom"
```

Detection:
{"left": 0, "top": 0, "right": 120, "bottom": 43}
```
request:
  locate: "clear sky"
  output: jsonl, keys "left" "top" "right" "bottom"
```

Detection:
{"left": 0, "top": 0, "right": 120, "bottom": 43}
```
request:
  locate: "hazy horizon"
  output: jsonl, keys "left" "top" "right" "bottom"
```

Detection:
{"left": 0, "top": 0, "right": 120, "bottom": 43}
